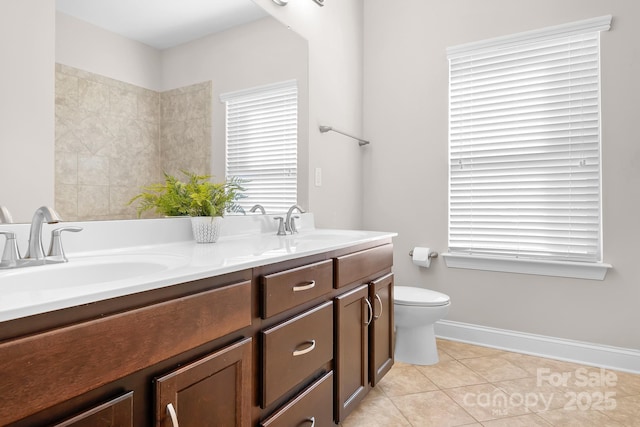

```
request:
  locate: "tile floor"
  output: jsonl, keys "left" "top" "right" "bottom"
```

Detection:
{"left": 341, "top": 339, "right": 640, "bottom": 427}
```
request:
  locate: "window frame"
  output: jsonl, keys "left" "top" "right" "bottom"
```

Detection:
{"left": 444, "top": 16, "right": 613, "bottom": 280}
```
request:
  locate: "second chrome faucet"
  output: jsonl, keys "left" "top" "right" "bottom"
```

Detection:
{"left": 273, "top": 204, "right": 306, "bottom": 236}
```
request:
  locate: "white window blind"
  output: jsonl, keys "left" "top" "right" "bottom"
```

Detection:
{"left": 221, "top": 80, "right": 298, "bottom": 214}
{"left": 447, "top": 16, "right": 611, "bottom": 263}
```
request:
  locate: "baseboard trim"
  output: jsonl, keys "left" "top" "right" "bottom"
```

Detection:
{"left": 434, "top": 320, "right": 640, "bottom": 374}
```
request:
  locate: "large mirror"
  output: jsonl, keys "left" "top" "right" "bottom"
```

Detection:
{"left": 2, "top": 0, "right": 308, "bottom": 223}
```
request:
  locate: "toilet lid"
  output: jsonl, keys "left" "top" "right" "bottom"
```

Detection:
{"left": 395, "top": 286, "right": 450, "bottom": 307}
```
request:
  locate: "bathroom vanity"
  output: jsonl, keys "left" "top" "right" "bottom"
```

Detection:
{"left": 0, "top": 217, "right": 395, "bottom": 426}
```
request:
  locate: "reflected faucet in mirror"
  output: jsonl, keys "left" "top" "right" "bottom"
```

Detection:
{"left": 249, "top": 204, "right": 266, "bottom": 214}
{"left": 0, "top": 206, "right": 13, "bottom": 224}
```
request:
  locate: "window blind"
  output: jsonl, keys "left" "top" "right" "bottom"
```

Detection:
{"left": 222, "top": 80, "right": 298, "bottom": 214}
{"left": 447, "top": 17, "right": 611, "bottom": 263}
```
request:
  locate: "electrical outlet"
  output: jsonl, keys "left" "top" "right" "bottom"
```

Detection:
{"left": 315, "top": 167, "right": 322, "bottom": 187}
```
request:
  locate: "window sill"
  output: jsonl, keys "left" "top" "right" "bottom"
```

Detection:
{"left": 442, "top": 253, "right": 612, "bottom": 280}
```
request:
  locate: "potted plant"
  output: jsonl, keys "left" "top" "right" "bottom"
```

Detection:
{"left": 129, "top": 171, "right": 245, "bottom": 243}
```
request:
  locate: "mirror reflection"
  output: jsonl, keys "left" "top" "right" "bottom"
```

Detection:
{"left": 5, "top": 0, "right": 308, "bottom": 223}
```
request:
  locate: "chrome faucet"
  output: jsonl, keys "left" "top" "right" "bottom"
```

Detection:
{"left": 24, "top": 206, "right": 62, "bottom": 261}
{"left": 285, "top": 204, "right": 305, "bottom": 234}
{"left": 0, "top": 206, "right": 13, "bottom": 224}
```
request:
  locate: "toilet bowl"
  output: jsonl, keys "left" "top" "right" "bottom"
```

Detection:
{"left": 394, "top": 286, "right": 450, "bottom": 365}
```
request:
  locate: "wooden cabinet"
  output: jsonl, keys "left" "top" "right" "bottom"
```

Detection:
{"left": 155, "top": 338, "right": 252, "bottom": 427}
{"left": 369, "top": 273, "right": 394, "bottom": 387}
{"left": 335, "top": 285, "right": 370, "bottom": 422}
{"left": 52, "top": 392, "right": 133, "bottom": 427}
{"left": 4, "top": 240, "right": 394, "bottom": 427}
{"left": 334, "top": 245, "right": 395, "bottom": 423}
{"left": 1, "top": 276, "right": 252, "bottom": 427}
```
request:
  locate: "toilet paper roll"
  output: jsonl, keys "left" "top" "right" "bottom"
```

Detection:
{"left": 412, "top": 246, "right": 431, "bottom": 268}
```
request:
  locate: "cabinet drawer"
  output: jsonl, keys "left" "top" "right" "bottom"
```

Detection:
{"left": 335, "top": 244, "right": 393, "bottom": 288}
{"left": 261, "top": 259, "right": 333, "bottom": 318}
{"left": 261, "top": 372, "right": 334, "bottom": 427}
{"left": 261, "top": 302, "right": 333, "bottom": 408}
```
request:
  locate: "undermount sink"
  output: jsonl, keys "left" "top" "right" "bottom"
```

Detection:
{"left": 0, "top": 254, "right": 189, "bottom": 290}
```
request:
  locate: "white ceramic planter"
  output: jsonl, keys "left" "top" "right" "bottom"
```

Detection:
{"left": 190, "top": 216, "right": 222, "bottom": 243}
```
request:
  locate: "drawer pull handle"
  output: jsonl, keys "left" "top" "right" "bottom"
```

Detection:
{"left": 293, "top": 340, "right": 316, "bottom": 356}
{"left": 166, "top": 403, "right": 179, "bottom": 427}
{"left": 374, "top": 294, "right": 383, "bottom": 320}
{"left": 307, "top": 416, "right": 316, "bottom": 426}
{"left": 293, "top": 280, "right": 316, "bottom": 292}
{"left": 365, "top": 298, "right": 373, "bottom": 326}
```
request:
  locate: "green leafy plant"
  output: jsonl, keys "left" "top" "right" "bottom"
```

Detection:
{"left": 129, "top": 171, "right": 245, "bottom": 217}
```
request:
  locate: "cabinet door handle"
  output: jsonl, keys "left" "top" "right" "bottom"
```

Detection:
{"left": 374, "top": 293, "right": 383, "bottom": 320}
{"left": 365, "top": 298, "right": 373, "bottom": 326}
{"left": 293, "top": 280, "right": 316, "bottom": 292}
{"left": 306, "top": 416, "right": 316, "bottom": 426}
{"left": 166, "top": 403, "right": 179, "bottom": 427}
{"left": 293, "top": 340, "right": 316, "bottom": 356}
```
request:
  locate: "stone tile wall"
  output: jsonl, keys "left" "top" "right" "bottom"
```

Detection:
{"left": 54, "top": 64, "right": 211, "bottom": 220}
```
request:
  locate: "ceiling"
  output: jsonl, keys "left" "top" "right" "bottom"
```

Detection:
{"left": 55, "top": 0, "right": 270, "bottom": 50}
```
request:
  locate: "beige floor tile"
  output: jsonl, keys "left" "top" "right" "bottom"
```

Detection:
{"left": 416, "top": 360, "right": 488, "bottom": 389}
{"left": 435, "top": 341, "right": 456, "bottom": 363}
{"left": 366, "top": 384, "right": 386, "bottom": 399}
{"left": 493, "top": 376, "right": 572, "bottom": 412}
{"left": 602, "top": 394, "right": 640, "bottom": 426}
{"left": 460, "top": 356, "right": 530, "bottom": 382}
{"left": 341, "top": 395, "right": 410, "bottom": 427}
{"left": 611, "top": 371, "right": 640, "bottom": 397}
{"left": 437, "top": 340, "right": 505, "bottom": 360}
{"left": 499, "top": 352, "right": 584, "bottom": 378}
{"left": 391, "top": 390, "right": 477, "bottom": 427}
{"left": 378, "top": 366, "right": 439, "bottom": 397}
{"left": 340, "top": 340, "right": 640, "bottom": 427}
{"left": 444, "top": 383, "right": 529, "bottom": 421}
{"left": 537, "top": 407, "right": 626, "bottom": 427}
{"left": 481, "top": 413, "right": 553, "bottom": 426}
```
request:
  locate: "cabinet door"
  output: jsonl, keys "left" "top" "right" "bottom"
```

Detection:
{"left": 155, "top": 338, "right": 252, "bottom": 427}
{"left": 369, "top": 273, "right": 394, "bottom": 386}
{"left": 334, "top": 284, "right": 370, "bottom": 423}
{"left": 52, "top": 392, "right": 133, "bottom": 427}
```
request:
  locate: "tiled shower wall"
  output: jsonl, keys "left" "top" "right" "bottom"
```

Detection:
{"left": 54, "top": 64, "right": 211, "bottom": 221}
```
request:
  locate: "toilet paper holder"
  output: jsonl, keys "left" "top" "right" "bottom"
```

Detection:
{"left": 408, "top": 249, "right": 438, "bottom": 259}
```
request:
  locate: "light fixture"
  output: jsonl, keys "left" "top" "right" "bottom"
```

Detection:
{"left": 272, "top": 0, "right": 324, "bottom": 6}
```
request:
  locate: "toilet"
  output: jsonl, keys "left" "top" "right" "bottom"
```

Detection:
{"left": 394, "top": 286, "right": 451, "bottom": 365}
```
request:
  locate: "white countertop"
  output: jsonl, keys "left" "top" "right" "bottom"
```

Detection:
{"left": 0, "top": 215, "right": 396, "bottom": 322}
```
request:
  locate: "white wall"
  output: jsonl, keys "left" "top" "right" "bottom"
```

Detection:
{"left": 253, "top": 0, "right": 364, "bottom": 228}
{"left": 56, "top": 12, "right": 162, "bottom": 91}
{"left": 0, "top": 0, "right": 55, "bottom": 222}
{"left": 363, "top": 0, "right": 640, "bottom": 350}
